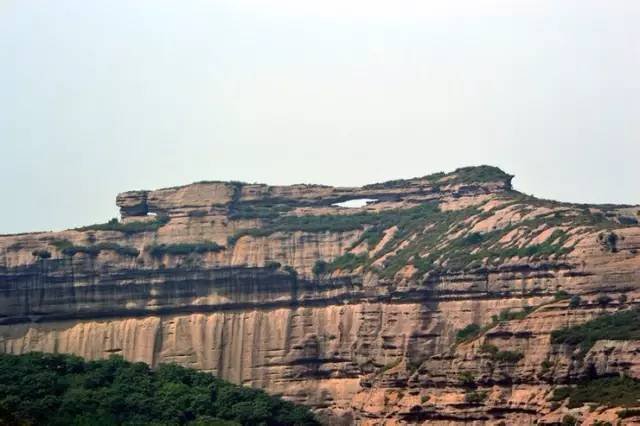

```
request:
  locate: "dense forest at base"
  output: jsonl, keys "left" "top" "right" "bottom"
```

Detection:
{"left": 0, "top": 353, "right": 319, "bottom": 426}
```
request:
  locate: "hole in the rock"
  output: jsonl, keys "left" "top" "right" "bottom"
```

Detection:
{"left": 332, "top": 198, "right": 378, "bottom": 208}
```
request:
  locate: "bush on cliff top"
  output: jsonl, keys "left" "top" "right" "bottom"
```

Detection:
{"left": 0, "top": 352, "right": 318, "bottom": 426}
{"left": 77, "top": 215, "right": 170, "bottom": 234}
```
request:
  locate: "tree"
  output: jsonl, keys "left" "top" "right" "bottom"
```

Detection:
{"left": 569, "top": 295, "right": 581, "bottom": 309}
{"left": 312, "top": 260, "right": 328, "bottom": 277}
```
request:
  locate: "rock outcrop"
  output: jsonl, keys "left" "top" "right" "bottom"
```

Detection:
{"left": 2, "top": 165, "right": 640, "bottom": 424}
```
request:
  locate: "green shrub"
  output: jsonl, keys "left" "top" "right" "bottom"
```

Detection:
{"left": 451, "top": 165, "right": 513, "bottom": 185}
{"left": 551, "top": 307, "right": 640, "bottom": 355}
{"left": 551, "top": 386, "right": 572, "bottom": 401}
{"left": 312, "top": 260, "right": 328, "bottom": 277}
{"left": 32, "top": 249, "right": 52, "bottom": 259}
{"left": 599, "top": 231, "right": 619, "bottom": 252}
{"left": 479, "top": 343, "right": 522, "bottom": 363}
{"left": 77, "top": 215, "right": 170, "bottom": 234}
{"left": 50, "top": 240, "right": 139, "bottom": 258}
{"left": 552, "top": 376, "right": 640, "bottom": 409}
{"left": 147, "top": 242, "right": 224, "bottom": 258}
{"left": 561, "top": 415, "right": 578, "bottom": 426}
{"left": 360, "top": 226, "right": 386, "bottom": 249}
{"left": 265, "top": 261, "right": 281, "bottom": 270}
{"left": 464, "top": 390, "right": 488, "bottom": 404}
{"left": 597, "top": 294, "right": 613, "bottom": 307}
{"left": 569, "top": 295, "right": 582, "bottom": 309}
{"left": 458, "top": 372, "right": 476, "bottom": 388}
{"left": 188, "top": 210, "right": 208, "bottom": 217}
{"left": 494, "top": 350, "right": 524, "bottom": 363}
{"left": 479, "top": 343, "right": 499, "bottom": 356}
{"left": 328, "top": 253, "right": 368, "bottom": 272}
{"left": 381, "top": 359, "right": 401, "bottom": 372}
{"left": 461, "top": 232, "right": 484, "bottom": 245}
{"left": 228, "top": 201, "right": 295, "bottom": 220}
{"left": 456, "top": 324, "right": 481, "bottom": 342}
{"left": 491, "top": 306, "right": 534, "bottom": 324}
{"left": 618, "top": 408, "right": 640, "bottom": 419}
{"left": 0, "top": 352, "right": 318, "bottom": 426}
{"left": 282, "top": 266, "right": 298, "bottom": 278}
{"left": 554, "top": 290, "right": 570, "bottom": 301}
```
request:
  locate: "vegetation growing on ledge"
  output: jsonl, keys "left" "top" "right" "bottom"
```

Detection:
{"left": 0, "top": 352, "right": 318, "bottom": 426}
{"left": 479, "top": 343, "right": 524, "bottom": 363}
{"left": 327, "top": 253, "right": 368, "bottom": 272}
{"left": 147, "top": 242, "right": 225, "bottom": 258}
{"left": 491, "top": 306, "right": 534, "bottom": 324}
{"left": 552, "top": 376, "right": 640, "bottom": 409}
{"left": 456, "top": 324, "right": 481, "bottom": 342}
{"left": 229, "top": 200, "right": 296, "bottom": 220}
{"left": 32, "top": 249, "right": 52, "bottom": 259}
{"left": 188, "top": 209, "right": 208, "bottom": 217}
{"left": 224, "top": 178, "right": 631, "bottom": 279}
{"left": 551, "top": 307, "right": 640, "bottom": 355}
{"left": 312, "top": 260, "right": 328, "bottom": 276}
{"left": 599, "top": 231, "right": 619, "bottom": 252}
{"left": 465, "top": 390, "right": 488, "bottom": 404}
{"left": 77, "top": 215, "right": 170, "bottom": 234}
{"left": 51, "top": 240, "right": 139, "bottom": 257}
{"left": 283, "top": 265, "right": 298, "bottom": 278}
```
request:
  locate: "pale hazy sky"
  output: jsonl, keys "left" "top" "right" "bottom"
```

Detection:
{"left": 1, "top": 1, "right": 639, "bottom": 234}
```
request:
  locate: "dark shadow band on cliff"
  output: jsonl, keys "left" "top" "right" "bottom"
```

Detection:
{"left": 0, "top": 258, "right": 597, "bottom": 325}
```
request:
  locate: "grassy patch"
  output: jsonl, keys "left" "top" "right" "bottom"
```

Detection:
{"left": 328, "top": 253, "right": 368, "bottom": 272}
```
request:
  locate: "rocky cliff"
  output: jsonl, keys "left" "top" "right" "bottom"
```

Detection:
{"left": 2, "top": 165, "right": 640, "bottom": 425}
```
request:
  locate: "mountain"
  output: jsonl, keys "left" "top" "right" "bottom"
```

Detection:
{"left": 1, "top": 165, "right": 640, "bottom": 424}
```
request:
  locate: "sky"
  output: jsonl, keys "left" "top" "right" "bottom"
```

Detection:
{"left": 1, "top": 0, "right": 639, "bottom": 234}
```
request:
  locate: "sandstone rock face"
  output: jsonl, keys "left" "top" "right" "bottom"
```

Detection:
{"left": 2, "top": 165, "right": 640, "bottom": 424}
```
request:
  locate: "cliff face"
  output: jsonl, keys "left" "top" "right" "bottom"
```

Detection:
{"left": 2, "top": 165, "right": 640, "bottom": 424}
